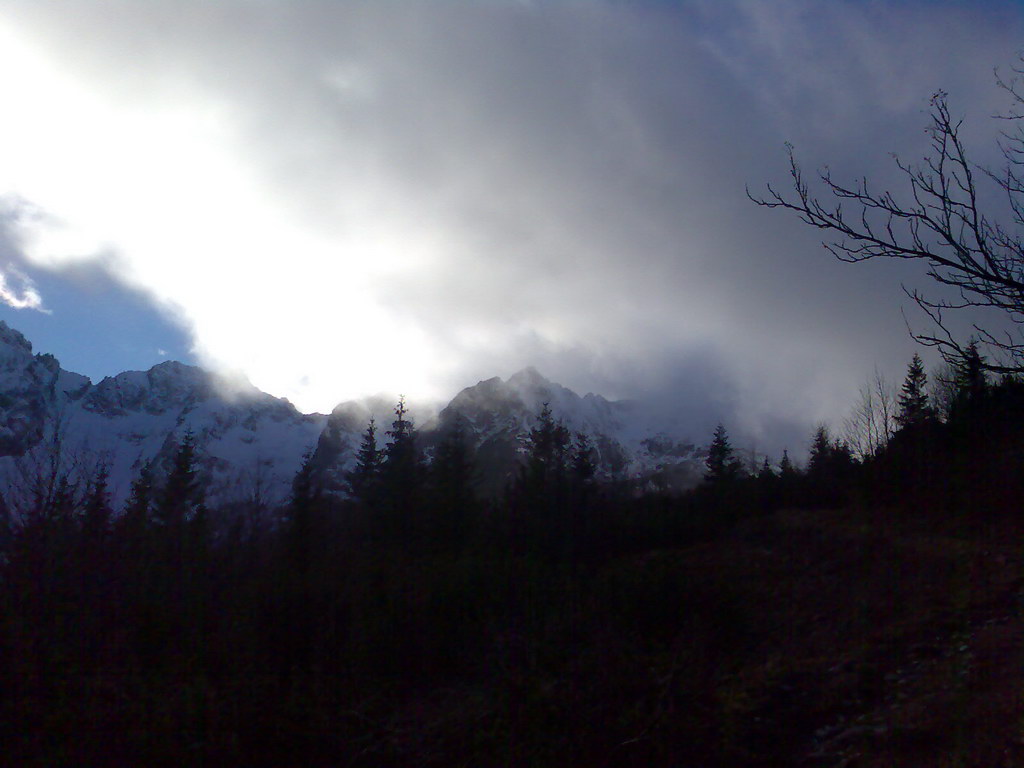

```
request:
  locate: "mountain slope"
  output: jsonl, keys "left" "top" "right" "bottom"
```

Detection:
{"left": 430, "top": 367, "right": 705, "bottom": 495}
{"left": 0, "top": 322, "right": 707, "bottom": 510}
{"left": 0, "top": 322, "right": 326, "bottom": 508}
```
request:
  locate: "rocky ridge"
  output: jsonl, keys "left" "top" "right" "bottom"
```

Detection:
{"left": 0, "top": 322, "right": 705, "bottom": 509}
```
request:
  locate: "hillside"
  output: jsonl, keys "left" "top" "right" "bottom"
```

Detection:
{"left": 2, "top": 323, "right": 1023, "bottom": 766}
{"left": 3, "top": 491, "right": 1022, "bottom": 766}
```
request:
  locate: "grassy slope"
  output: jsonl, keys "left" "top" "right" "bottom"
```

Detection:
{"left": 597, "top": 505, "right": 1024, "bottom": 767}
{"left": 279, "top": 504, "right": 1024, "bottom": 767}
{"left": 368, "top": 505, "right": 1024, "bottom": 767}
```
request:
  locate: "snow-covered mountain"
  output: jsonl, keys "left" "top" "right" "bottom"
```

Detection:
{"left": 0, "top": 322, "right": 705, "bottom": 510}
{"left": 0, "top": 322, "right": 326, "bottom": 509}
{"left": 428, "top": 367, "right": 705, "bottom": 494}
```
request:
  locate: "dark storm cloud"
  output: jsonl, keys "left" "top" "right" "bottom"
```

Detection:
{"left": 1, "top": 0, "right": 1023, "bottom": 452}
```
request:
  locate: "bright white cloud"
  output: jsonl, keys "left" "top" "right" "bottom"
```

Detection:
{"left": 0, "top": 7, "right": 449, "bottom": 410}
{"left": 0, "top": 266, "right": 44, "bottom": 311}
{"left": 0, "top": 0, "right": 1019, "bottom": 443}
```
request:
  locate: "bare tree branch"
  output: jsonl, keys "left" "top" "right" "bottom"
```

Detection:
{"left": 749, "top": 85, "right": 1024, "bottom": 372}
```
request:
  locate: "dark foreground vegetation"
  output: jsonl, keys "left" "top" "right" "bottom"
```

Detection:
{"left": 1, "top": 350, "right": 1024, "bottom": 767}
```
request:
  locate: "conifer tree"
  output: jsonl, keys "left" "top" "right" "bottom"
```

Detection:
{"left": 779, "top": 449, "right": 795, "bottom": 478}
{"left": 572, "top": 431, "right": 596, "bottom": 485}
{"left": 956, "top": 340, "right": 988, "bottom": 403}
{"left": 806, "top": 425, "right": 855, "bottom": 506}
{"left": 380, "top": 396, "right": 423, "bottom": 514}
{"left": 346, "top": 418, "right": 382, "bottom": 503}
{"left": 521, "top": 403, "right": 571, "bottom": 493}
{"left": 428, "top": 414, "right": 478, "bottom": 543}
{"left": 896, "top": 353, "right": 932, "bottom": 428}
{"left": 384, "top": 397, "right": 416, "bottom": 469}
{"left": 286, "top": 451, "right": 320, "bottom": 569}
{"left": 807, "top": 425, "right": 833, "bottom": 477}
{"left": 81, "top": 464, "right": 112, "bottom": 540}
{"left": 49, "top": 474, "right": 76, "bottom": 524}
{"left": 431, "top": 416, "right": 476, "bottom": 504}
{"left": 290, "top": 451, "right": 320, "bottom": 511}
{"left": 123, "top": 460, "right": 155, "bottom": 528}
{"left": 833, "top": 440, "right": 855, "bottom": 467}
{"left": 155, "top": 431, "right": 204, "bottom": 528}
{"left": 705, "top": 423, "right": 740, "bottom": 484}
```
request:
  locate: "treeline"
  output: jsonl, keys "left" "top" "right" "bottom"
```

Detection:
{"left": 1, "top": 346, "right": 1022, "bottom": 765}
{"left": 0, "top": 394, "right": 741, "bottom": 765}
{"left": 699, "top": 343, "right": 1024, "bottom": 520}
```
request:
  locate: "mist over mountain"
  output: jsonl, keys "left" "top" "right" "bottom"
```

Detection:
{"left": 0, "top": 321, "right": 707, "bottom": 509}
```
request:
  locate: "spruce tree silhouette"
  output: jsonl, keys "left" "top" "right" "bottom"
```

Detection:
{"left": 779, "top": 449, "right": 795, "bottom": 477}
{"left": 380, "top": 396, "right": 423, "bottom": 537}
{"left": 572, "top": 431, "right": 597, "bottom": 486}
{"left": 807, "top": 425, "right": 834, "bottom": 478}
{"left": 428, "top": 414, "right": 478, "bottom": 547}
{"left": 520, "top": 403, "right": 571, "bottom": 503}
{"left": 154, "top": 431, "right": 203, "bottom": 529}
{"left": 346, "top": 417, "right": 382, "bottom": 505}
{"left": 896, "top": 354, "right": 932, "bottom": 428}
{"left": 120, "top": 459, "right": 155, "bottom": 535}
{"left": 704, "top": 424, "right": 740, "bottom": 485}
{"left": 953, "top": 340, "right": 988, "bottom": 416}
{"left": 81, "top": 464, "right": 112, "bottom": 541}
{"left": 286, "top": 451, "right": 320, "bottom": 570}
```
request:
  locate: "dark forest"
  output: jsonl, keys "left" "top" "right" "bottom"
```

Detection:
{"left": 2, "top": 349, "right": 1023, "bottom": 766}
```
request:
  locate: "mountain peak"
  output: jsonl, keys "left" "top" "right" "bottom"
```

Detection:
{"left": 0, "top": 321, "right": 706, "bottom": 503}
{"left": 507, "top": 366, "right": 549, "bottom": 388}
{"left": 0, "top": 320, "right": 33, "bottom": 358}
{"left": 147, "top": 359, "right": 206, "bottom": 386}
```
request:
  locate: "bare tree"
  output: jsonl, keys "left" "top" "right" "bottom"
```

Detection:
{"left": 742, "top": 442, "right": 763, "bottom": 476}
{"left": 842, "top": 368, "right": 896, "bottom": 460}
{"left": 2, "top": 405, "right": 113, "bottom": 526}
{"left": 6, "top": 408, "right": 75, "bottom": 523}
{"left": 241, "top": 453, "right": 276, "bottom": 537}
{"left": 751, "top": 73, "right": 1024, "bottom": 373}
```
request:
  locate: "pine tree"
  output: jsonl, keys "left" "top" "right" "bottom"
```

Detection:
{"left": 431, "top": 415, "right": 476, "bottom": 506}
{"left": 290, "top": 451, "right": 320, "bottom": 511}
{"left": 807, "top": 425, "right": 833, "bottom": 477}
{"left": 896, "top": 353, "right": 932, "bottom": 428}
{"left": 380, "top": 396, "right": 423, "bottom": 515}
{"left": 81, "top": 464, "right": 112, "bottom": 540}
{"left": 285, "top": 451, "right": 320, "bottom": 569}
{"left": 806, "top": 425, "right": 855, "bottom": 507}
{"left": 384, "top": 397, "right": 416, "bottom": 470}
{"left": 49, "top": 474, "right": 76, "bottom": 523}
{"left": 779, "top": 449, "right": 795, "bottom": 478}
{"left": 833, "top": 439, "right": 855, "bottom": 467}
{"left": 428, "top": 415, "right": 478, "bottom": 544}
{"left": 521, "top": 403, "right": 571, "bottom": 492}
{"left": 758, "top": 456, "right": 776, "bottom": 481}
{"left": 123, "top": 460, "right": 155, "bottom": 527}
{"left": 346, "top": 418, "right": 382, "bottom": 503}
{"left": 808, "top": 424, "right": 854, "bottom": 475}
{"left": 705, "top": 423, "right": 740, "bottom": 484}
{"left": 957, "top": 340, "right": 987, "bottom": 402}
{"left": 572, "top": 432, "right": 596, "bottom": 485}
{"left": 154, "top": 431, "right": 204, "bottom": 528}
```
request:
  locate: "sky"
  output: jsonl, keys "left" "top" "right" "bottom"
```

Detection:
{"left": 0, "top": 0, "right": 1022, "bottom": 450}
